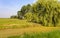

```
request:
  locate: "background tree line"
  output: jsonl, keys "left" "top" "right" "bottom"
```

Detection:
{"left": 11, "top": 0, "right": 60, "bottom": 27}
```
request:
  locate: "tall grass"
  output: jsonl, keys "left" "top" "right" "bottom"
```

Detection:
{"left": 0, "top": 18, "right": 41, "bottom": 29}
{"left": 8, "top": 30, "right": 60, "bottom": 38}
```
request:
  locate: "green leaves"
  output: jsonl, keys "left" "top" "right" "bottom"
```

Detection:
{"left": 24, "top": 12, "right": 33, "bottom": 21}
{"left": 17, "top": 0, "right": 60, "bottom": 27}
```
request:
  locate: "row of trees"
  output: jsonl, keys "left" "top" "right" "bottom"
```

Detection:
{"left": 10, "top": 15, "right": 18, "bottom": 19}
{"left": 12, "top": 0, "right": 60, "bottom": 27}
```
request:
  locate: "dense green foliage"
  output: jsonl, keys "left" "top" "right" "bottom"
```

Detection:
{"left": 17, "top": 4, "right": 31, "bottom": 19}
{"left": 17, "top": 0, "right": 60, "bottom": 27}
{"left": 8, "top": 30, "right": 60, "bottom": 38}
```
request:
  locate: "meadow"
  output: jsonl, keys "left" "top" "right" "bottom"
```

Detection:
{"left": 0, "top": 18, "right": 42, "bottom": 29}
{"left": 8, "top": 30, "right": 60, "bottom": 38}
{"left": 0, "top": 18, "right": 60, "bottom": 38}
{"left": 0, "top": 0, "right": 60, "bottom": 38}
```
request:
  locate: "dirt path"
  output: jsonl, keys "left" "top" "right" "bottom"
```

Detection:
{"left": 0, "top": 27, "right": 60, "bottom": 38}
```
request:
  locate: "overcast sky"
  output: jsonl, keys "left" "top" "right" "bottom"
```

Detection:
{"left": 0, "top": 0, "right": 36, "bottom": 18}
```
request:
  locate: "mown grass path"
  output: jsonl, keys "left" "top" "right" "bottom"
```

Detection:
{"left": 0, "top": 27, "right": 60, "bottom": 38}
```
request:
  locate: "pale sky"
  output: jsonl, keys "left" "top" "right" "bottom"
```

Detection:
{"left": 0, "top": 0, "right": 36, "bottom": 18}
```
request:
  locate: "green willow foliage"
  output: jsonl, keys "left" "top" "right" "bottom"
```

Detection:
{"left": 17, "top": 0, "right": 60, "bottom": 27}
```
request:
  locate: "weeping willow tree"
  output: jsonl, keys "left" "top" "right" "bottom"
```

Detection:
{"left": 17, "top": 0, "right": 60, "bottom": 27}
{"left": 29, "top": 0, "right": 60, "bottom": 27}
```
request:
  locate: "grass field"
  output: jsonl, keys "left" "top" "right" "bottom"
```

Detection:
{"left": 0, "top": 18, "right": 42, "bottom": 29}
{"left": 0, "top": 18, "right": 60, "bottom": 38}
{"left": 8, "top": 30, "right": 60, "bottom": 38}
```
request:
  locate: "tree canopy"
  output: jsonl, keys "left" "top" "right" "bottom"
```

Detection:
{"left": 17, "top": 0, "right": 60, "bottom": 27}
